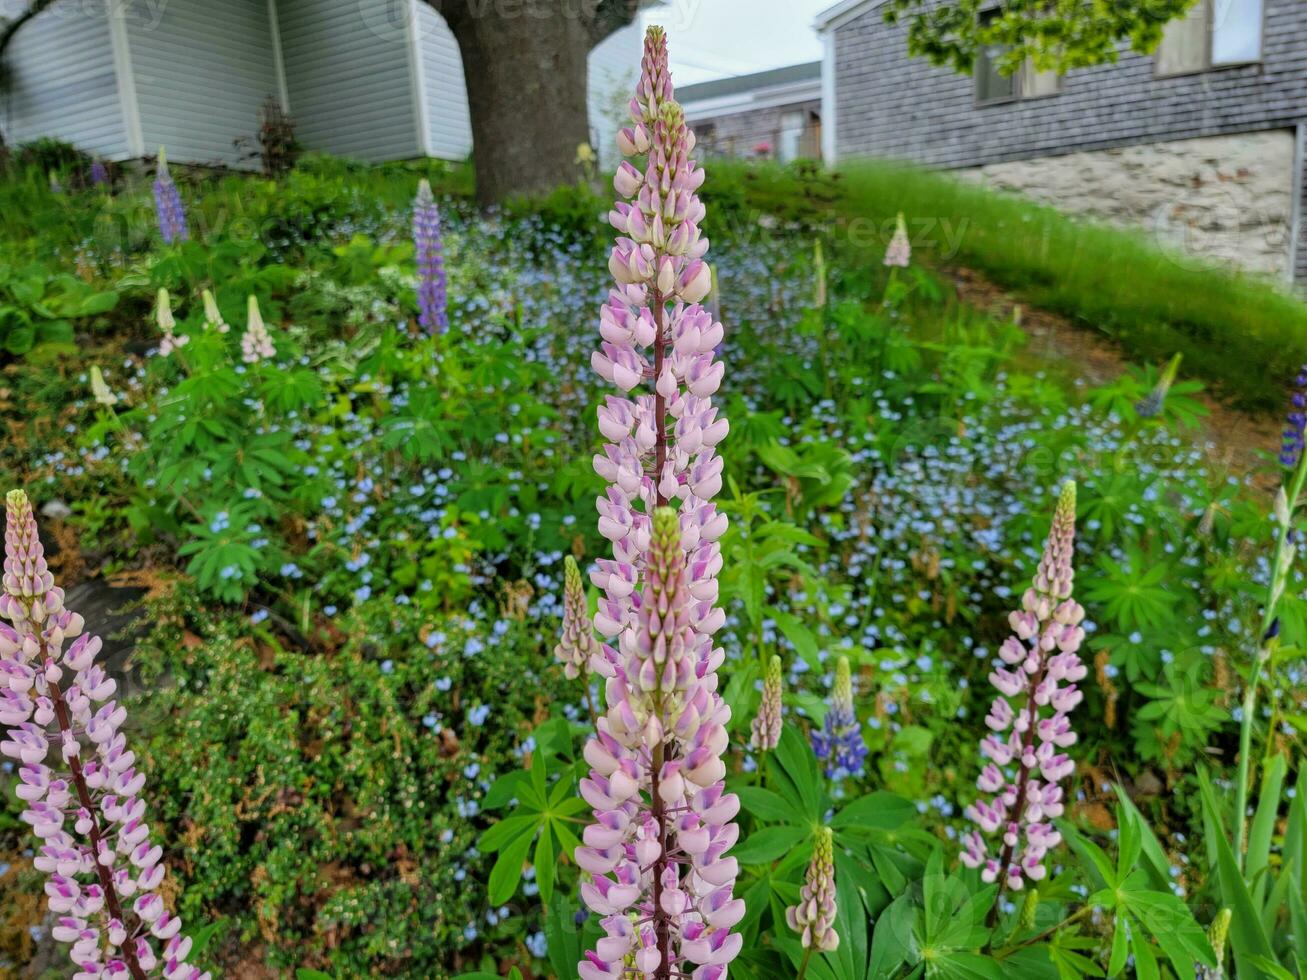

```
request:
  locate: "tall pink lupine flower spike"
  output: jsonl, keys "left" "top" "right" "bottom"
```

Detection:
{"left": 0, "top": 490, "right": 209, "bottom": 980}
{"left": 960, "top": 481, "right": 1087, "bottom": 894}
{"left": 577, "top": 25, "right": 739, "bottom": 980}
{"left": 577, "top": 507, "right": 743, "bottom": 979}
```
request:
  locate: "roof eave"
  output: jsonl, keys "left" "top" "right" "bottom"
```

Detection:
{"left": 814, "top": 0, "right": 889, "bottom": 33}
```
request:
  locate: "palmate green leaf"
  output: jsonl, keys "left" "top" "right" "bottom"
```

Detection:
{"left": 1083, "top": 554, "right": 1176, "bottom": 632}
{"left": 1122, "top": 886, "right": 1216, "bottom": 976}
{"left": 832, "top": 792, "right": 918, "bottom": 832}
{"left": 476, "top": 813, "right": 539, "bottom": 853}
{"left": 735, "top": 786, "right": 796, "bottom": 823}
{"left": 534, "top": 822, "right": 556, "bottom": 903}
{"left": 1061, "top": 823, "right": 1119, "bottom": 890}
{"left": 733, "top": 825, "right": 811, "bottom": 865}
{"left": 1107, "top": 911, "right": 1128, "bottom": 977}
{"left": 870, "top": 893, "right": 916, "bottom": 977}
{"left": 1250, "top": 957, "right": 1298, "bottom": 980}
{"left": 486, "top": 826, "right": 534, "bottom": 905}
{"left": 769, "top": 724, "right": 827, "bottom": 820}
{"left": 1130, "top": 928, "right": 1159, "bottom": 980}
{"left": 1111, "top": 786, "right": 1173, "bottom": 891}
{"left": 772, "top": 609, "right": 820, "bottom": 668}
{"left": 544, "top": 890, "right": 584, "bottom": 979}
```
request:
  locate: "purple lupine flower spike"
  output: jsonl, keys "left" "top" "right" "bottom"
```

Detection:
{"left": 90, "top": 159, "right": 109, "bottom": 187}
{"left": 576, "top": 26, "right": 740, "bottom": 979}
{"left": 786, "top": 826, "right": 839, "bottom": 952}
{"left": 152, "top": 149, "right": 188, "bottom": 245}
{"left": 750, "top": 654, "right": 783, "bottom": 751}
{"left": 1280, "top": 366, "right": 1307, "bottom": 468}
{"left": 0, "top": 491, "right": 209, "bottom": 980}
{"left": 413, "top": 179, "right": 449, "bottom": 334}
{"left": 960, "top": 481, "right": 1086, "bottom": 893}
{"left": 811, "top": 656, "right": 867, "bottom": 780}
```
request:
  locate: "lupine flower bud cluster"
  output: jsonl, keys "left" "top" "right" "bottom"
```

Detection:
{"left": 810, "top": 656, "right": 866, "bottom": 780}
{"left": 577, "top": 29, "right": 740, "bottom": 977}
{"left": 413, "top": 179, "right": 449, "bottom": 334}
{"left": 90, "top": 367, "right": 118, "bottom": 408}
{"left": 152, "top": 149, "right": 188, "bottom": 245}
{"left": 556, "top": 555, "right": 599, "bottom": 680}
{"left": 240, "top": 296, "right": 276, "bottom": 364}
{"left": 960, "top": 481, "right": 1086, "bottom": 892}
{"left": 750, "top": 655, "right": 783, "bottom": 752}
{"left": 0, "top": 491, "right": 207, "bottom": 980}
{"left": 786, "top": 826, "right": 838, "bottom": 952}
{"left": 154, "top": 290, "right": 188, "bottom": 358}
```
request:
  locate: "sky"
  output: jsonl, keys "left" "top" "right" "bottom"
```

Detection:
{"left": 640, "top": 0, "right": 835, "bottom": 84}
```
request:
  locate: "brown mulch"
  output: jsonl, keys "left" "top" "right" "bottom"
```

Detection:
{"left": 950, "top": 266, "right": 1282, "bottom": 492}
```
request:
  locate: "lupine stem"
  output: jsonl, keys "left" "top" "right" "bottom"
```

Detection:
{"left": 1233, "top": 449, "right": 1307, "bottom": 869}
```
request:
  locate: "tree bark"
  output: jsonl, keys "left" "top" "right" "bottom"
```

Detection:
{"left": 432, "top": 0, "right": 638, "bottom": 205}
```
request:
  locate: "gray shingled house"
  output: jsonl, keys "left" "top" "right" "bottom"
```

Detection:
{"left": 678, "top": 62, "right": 823, "bottom": 162}
{"left": 0, "top": 0, "right": 639, "bottom": 170}
{"left": 816, "top": 0, "right": 1307, "bottom": 284}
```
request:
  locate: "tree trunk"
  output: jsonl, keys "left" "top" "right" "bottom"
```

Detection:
{"left": 442, "top": 3, "right": 596, "bottom": 206}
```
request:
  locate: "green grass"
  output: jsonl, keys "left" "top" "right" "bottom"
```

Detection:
{"left": 719, "top": 159, "right": 1307, "bottom": 413}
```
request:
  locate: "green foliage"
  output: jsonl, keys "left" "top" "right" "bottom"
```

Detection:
{"left": 883, "top": 0, "right": 1197, "bottom": 74}
{"left": 0, "top": 259, "right": 118, "bottom": 354}
{"left": 715, "top": 159, "right": 1307, "bottom": 412}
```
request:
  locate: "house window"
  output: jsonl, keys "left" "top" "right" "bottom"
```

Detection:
{"left": 1212, "top": 0, "right": 1264, "bottom": 64}
{"left": 1156, "top": 0, "right": 1264, "bottom": 76}
{"left": 975, "top": 8, "right": 1062, "bottom": 104}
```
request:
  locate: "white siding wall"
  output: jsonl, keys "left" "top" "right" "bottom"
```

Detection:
{"left": 413, "top": 3, "right": 472, "bottom": 160}
{"left": 588, "top": 23, "right": 641, "bottom": 169}
{"left": 277, "top": 0, "right": 422, "bottom": 162}
{"left": 125, "top": 0, "right": 280, "bottom": 168}
{"left": 1, "top": 0, "right": 128, "bottom": 158}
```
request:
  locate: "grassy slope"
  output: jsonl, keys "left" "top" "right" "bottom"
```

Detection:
{"left": 720, "top": 159, "right": 1307, "bottom": 413}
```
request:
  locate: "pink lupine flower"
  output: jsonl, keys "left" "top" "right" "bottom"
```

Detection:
{"left": 0, "top": 490, "right": 208, "bottom": 980}
{"left": 200, "top": 290, "right": 230, "bottom": 334}
{"left": 884, "top": 212, "right": 911, "bottom": 268}
{"left": 960, "top": 481, "right": 1086, "bottom": 893}
{"left": 577, "top": 27, "right": 740, "bottom": 977}
{"left": 556, "top": 555, "right": 599, "bottom": 679}
{"left": 154, "top": 289, "right": 188, "bottom": 358}
{"left": 240, "top": 296, "right": 275, "bottom": 364}
{"left": 786, "top": 826, "right": 838, "bottom": 953}
{"left": 750, "top": 654, "right": 783, "bottom": 752}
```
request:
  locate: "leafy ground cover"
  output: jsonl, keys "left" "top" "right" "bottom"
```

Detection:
{"left": 0, "top": 148, "right": 1302, "bottom": 978}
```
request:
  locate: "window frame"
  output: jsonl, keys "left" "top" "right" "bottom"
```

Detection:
{"left": 973, "top": 7, "right": 1064, "bottom": 107}
{"left": 1154, "top": 0, "right": 1266, "bottom": 78}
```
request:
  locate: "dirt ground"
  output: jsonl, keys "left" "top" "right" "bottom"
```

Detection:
{"left": 950, "top": 266, "right": 1283, "bottom": 492}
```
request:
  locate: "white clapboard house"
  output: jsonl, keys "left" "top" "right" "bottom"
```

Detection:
{"left": 0, "top": 0, "right": 641, "bottom": 169}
